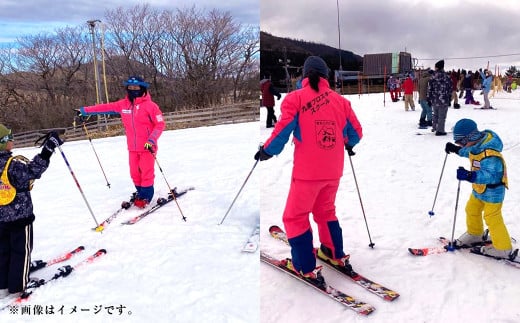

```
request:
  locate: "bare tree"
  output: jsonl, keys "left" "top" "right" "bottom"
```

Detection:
{"left": 0, "top": 4, "right": 258, "bottom": 131}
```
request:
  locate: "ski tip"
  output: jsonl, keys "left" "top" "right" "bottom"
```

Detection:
{"left": 408, "top": 248, "right": 424, "bottom": 256}
{"left": 78, "top": 246, "right": 86, "bottom": 251}
{"left": 269, "top": 225, "right": 282, "bottom": 234}
{"left": 98, "top": 249, "right": 107, "bottom": 254}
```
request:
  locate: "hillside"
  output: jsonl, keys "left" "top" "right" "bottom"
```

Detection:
{"left": 260, "top": 31, "right": 363, "bottom": 89}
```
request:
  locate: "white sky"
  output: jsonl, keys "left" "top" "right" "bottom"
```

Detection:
{"left": 260, "top": 0, "right": 520, "bottom": 73}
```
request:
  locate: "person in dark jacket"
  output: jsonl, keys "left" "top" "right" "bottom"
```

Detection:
{"left": 450, "top": 70, "right": 460, "bottom": 108}
{"left": 0, "top": 124, "right": 63, "bottom": 298}
{"left": 427, "top": 60, "right": 452, "bottom": 136}
{"left": 418, "top": 69, "right": 433, "bottom": 128}
{"left": 260, "top": 75, "right": 281, "bottom": 128}
{"left": 463, "top": 71, "right": 479, "bottom": 105}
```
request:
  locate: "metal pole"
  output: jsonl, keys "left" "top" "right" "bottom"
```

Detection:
{"left": 336, "top": 0, "right": 342, "bottom": 71}
{"left": 447, "top": 177, "right": 462, "bottom": 251}
{"left": 99, "top": 22, "right": 110, "bottom": 104}
{"left": 149, "top": 149, "right": 187, "bottom": 222}
{"left": 348, "top": 154, "right": 375, "bottom": 248}
{"left": 428, "top": 153, "right": 448, "bottom": 217}
{"left": 219, "top": 159, "right": 259, "bottom": 225}
{"left": 87, "top": 20, "right": 101, "bottom": 104}
{"left": 56, "top": 145, "right": 100, "bottom": 228}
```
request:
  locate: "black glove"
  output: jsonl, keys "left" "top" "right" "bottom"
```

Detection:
{"left": 74, "top": 108, "right": 88, "bottom": 122}
{"left": 457, "top": 167, "right": 476, "bottom": 182}
{"left": 427, "top": 100, "right": 432, "bottom": 106}
{"left": 40, "top": 131, "right": 64, "bottom": 160}
{"left": 445, "top": 142, "right": 461, "bottom": 154}
{"left": 254, "top": 146, "right": 272, "bottom": 161}
{"left": 345, "top": 144, "right": 356, "bottom": 156}
{"left": 276, "top": 94, "right": 281, "bottom": 100}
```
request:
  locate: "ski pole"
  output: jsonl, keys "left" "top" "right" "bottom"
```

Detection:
{"left": 55, "top": 144, "right": 100, "bottom": 229}
{"left": 447, "top": 171, "right": 463, "bottom": 251}
{"left": 148, "top": 148, "right": 187, "bottom": 222}
{"left": 429, "top": 153, "right": 448, "bottom": 217}
{"left": 219, "top": 159, "right": 259, "bottom": 225}
{"left": 348, "top": 153, "right": 375, "bottom": 248}
{"left": 80, "top": 122, "right": 111, "bottom": 188}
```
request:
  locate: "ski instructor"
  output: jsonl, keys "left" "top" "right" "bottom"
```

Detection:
{"left": 78, "top": 76, "right": 165, "bottom": 208}
{"left": 255, "top": 56, "right": 363, "bottom": 281}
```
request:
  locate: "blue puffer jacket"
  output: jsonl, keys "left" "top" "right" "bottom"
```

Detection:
{"left": 479, "top": 71, "right": 493, "bottom": 94}
{"left": 458, "top": 130, "right": 507, "bottom": 203}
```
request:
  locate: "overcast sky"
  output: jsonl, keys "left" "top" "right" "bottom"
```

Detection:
{"left": 0, "top": 0, "right": 257, "bottom": 43}
{"left": 261, "top": 0, "right": 520, "bottom": 73}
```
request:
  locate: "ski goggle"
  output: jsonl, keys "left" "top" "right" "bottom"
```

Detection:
{"left": 0, "top": 130, "right": 13, "bottom": 143}
{"left": 454, "top": 136, "right": 469, "bottom": 146}
{"left": 123, "top": 78, "right": 149, "bottom": 88}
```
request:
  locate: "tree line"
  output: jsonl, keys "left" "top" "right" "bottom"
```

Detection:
{"left": 0, "top": 4, "right": 259, "bottom": 132}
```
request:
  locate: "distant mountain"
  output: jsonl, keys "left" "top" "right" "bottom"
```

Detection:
{"left": 260, "top": 31, "right": 363, "bottom": 88}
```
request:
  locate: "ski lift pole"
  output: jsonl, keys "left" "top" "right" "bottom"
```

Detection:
{"left": 55, "top": 144, "right": 100, "bottom": 229}
{"left": 219, "top": 159, "right": 259, "bottom": 225}
{"left": 148, "top": 148, "right": 186, "bottom": 222}
{"left": 81, "top": 122, "right": 111, "bottom": 188}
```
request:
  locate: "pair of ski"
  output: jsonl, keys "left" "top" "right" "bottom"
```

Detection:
{"left": 409, "top": 236, "right": 520, "bottom": 269}
{"left": 94, "top": 187, "right": 193, "bottom": 231}
{"left": 1, "top": 247, "right": 106, "bottom": 310}
{"left": 263, "top": 225, "right": 399, "bottom": 315}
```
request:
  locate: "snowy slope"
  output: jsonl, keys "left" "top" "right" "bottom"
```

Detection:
{"left": 259, "top": 90, "right": 520, "bottom": 323}
{"left": 1, "top": 122, "right": 259, "bottom": 323}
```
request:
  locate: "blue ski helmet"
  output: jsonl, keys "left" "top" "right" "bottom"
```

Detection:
{"left": 123, "top": 76, "right": 149, "bottom": 88}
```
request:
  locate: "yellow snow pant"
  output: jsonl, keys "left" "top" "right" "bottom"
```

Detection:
{"left": 465, "top": 194, "right": 512, "bottom": 250}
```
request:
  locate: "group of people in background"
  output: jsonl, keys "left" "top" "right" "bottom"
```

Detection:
{"left": 396, "top": 60, "right": 504, "bottom": 136}
{"left": 256, "top": 55, "right": 514, "bottom": 286}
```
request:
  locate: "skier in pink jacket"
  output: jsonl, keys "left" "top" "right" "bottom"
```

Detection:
{"left": 79, "top": 76, "right": 165, "bottom": 208}
{"left": 255, "top": 56, "right": 363, "bottom": 282}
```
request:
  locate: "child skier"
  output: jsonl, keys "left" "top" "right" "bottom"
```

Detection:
{"left": 0, "top": 125, "right": 63, "bottom": 297}
{"left": 445, "top": 118, "right": 512, "bottom": 258}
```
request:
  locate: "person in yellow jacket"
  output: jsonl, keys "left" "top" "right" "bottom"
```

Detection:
{"left": 445, "top": 119, "right": 512, "bottom": 258}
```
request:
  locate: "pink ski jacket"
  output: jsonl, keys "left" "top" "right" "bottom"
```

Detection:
{"left": 81, "top": 93, "right": 165, "bottom": 152}
{"left": 263, "top": 77, "right": 362, "bottom": 180}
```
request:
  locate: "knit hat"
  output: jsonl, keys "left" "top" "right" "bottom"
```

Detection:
{"left": 303, "top": 56, "right": 329, "bottom": 78}
{"left": 435, "top": 60, "right": 444, "bottom": 70}
{"left": 453, "top": 118, "right": 483, "bottom": 145}
{"left": 0, "top": 124, "right": 13, "bottom": 151}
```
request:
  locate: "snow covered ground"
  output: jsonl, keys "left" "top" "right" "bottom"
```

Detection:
{"left": 2, "top": 87, "right": 519, "bottom": 323}
{"left": 1, "top": 121, "right": 260, "bottom": 323}
{"left": 259, "top": 89, "right": 520, "bottom": 323}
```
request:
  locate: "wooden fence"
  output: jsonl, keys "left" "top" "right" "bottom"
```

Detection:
{"left": 14, "top": 101, "right": 259, "bottom": 148}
